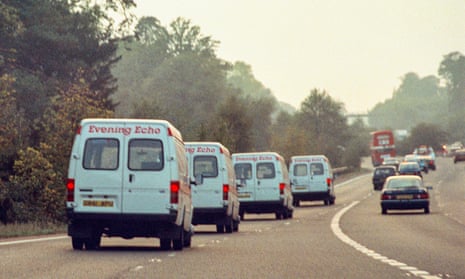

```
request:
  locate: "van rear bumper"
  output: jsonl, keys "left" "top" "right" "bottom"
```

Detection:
{"left": 239, "top": 200, "right": 284, "bottom": 214}
{"left": 192, "top": 207, "right": 229, "bottom": 225}
{"left": 67, "top": 209, "right": 180, "bottom": 239}
{"left": 292, "top": 191, "right": 332, "bottom": 201}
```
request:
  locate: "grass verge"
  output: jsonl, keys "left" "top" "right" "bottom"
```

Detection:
{"left": 0, "top": 222, "right": 67, "bottom": 239}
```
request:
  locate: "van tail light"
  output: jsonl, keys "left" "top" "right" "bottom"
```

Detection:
{"left": 223, "top": 184, "right": 229, "bottom": 201}
{"left": 381, "top": 193, "right": 392, "bottom": 200}
{"left": 326, "top": 178, "right": 332, "bottom": 187}
{"left": 279, "top": 183, "right": 285, "bottom": 195}
{"left": 66, "top": 179, "right": 75, "bottom": 202}
{"left": 170, "top": 181, "right": 180, "bottom": 204}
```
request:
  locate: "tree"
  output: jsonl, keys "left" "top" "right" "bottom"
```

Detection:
{"left": 298, "top": 89, "right": 349, "bottom": 166}
{"left": 403, "top": 123, "right": 448, "bottom": 152}
{"left": 210, "top": 94, "right": 253, "bottom": 152}
{"left": 368, "top": 72, "right": 446, "bottom": 130}
{"left": 438, "top": 52, "right": 465, "bottom": 141}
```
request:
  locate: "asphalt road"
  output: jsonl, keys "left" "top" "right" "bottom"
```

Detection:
{"left": 0, "top": 157, "right": 463, "bottom": 279}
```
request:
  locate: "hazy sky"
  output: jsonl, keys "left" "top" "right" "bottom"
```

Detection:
{"left": 131, "top": 0, "right": 465, "bottom": 113}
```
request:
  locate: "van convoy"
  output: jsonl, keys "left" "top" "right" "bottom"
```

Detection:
{"left": 66, "top": 118, "right": 340, "bottom": 251}
{"left": 289, "top": 155, "right": 335, "bottom": 206}
{"left": 232, "top": 152, "right": 293, "bottom": 220}
{"left": 185, "top": 142, "right": 240, "bottom": 233}
{"left": 66, "top": 119, "right": 193, "bottom": 251}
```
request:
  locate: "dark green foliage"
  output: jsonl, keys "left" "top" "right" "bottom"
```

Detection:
{"left": 368, "top": 72, "right": 447, "bottom": 131}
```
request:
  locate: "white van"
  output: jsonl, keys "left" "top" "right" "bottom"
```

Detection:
{"left": 232, "top": 152, "right": 293, "bottom": 220}
{"left": 185, "top": 142, "right": 240, "bottom": 233}
{"left": 66, "top": 118, "right": 194, "bottom": 251}
{"left": 289, "top": 155, "right": 335, "bottom": 206}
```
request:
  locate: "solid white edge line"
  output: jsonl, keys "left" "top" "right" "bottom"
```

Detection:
{"left": 331, "top": 201, "right": 441, "bottom": 279}
{"left": 0, "top": 235, "right": 68, "bottom": 246}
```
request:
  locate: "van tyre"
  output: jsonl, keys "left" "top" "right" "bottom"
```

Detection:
{"left": 233, "top": 220, "right": 239, "bottom": 232}
{"left": 72, "top": 237, "right": 84, "bottom": 250}
{"left": 160, "top": 238, "right": 171, "bottom": 250}
{"left": 225, "top": 218, "right": 233, "bottom": 233}
{"left": 84, "top": 235, "right": 101, "bottom": 250}
{"left": 172, "top": 228, "right": 184, "bottom": 251}
{"left": 216, "top": 224, "right": 224, "bottom": 233}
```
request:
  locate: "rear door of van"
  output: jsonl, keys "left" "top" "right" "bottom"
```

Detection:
{"left": 308, "top": 161, "right": 328, "bottom": 192}
{"left": 122, "top": 123, "right": 172, "bottom": 214}
{"left": 290, "top": 162, "right": 311, "bottom": 192}
{"left": 188, "top": 146, "right": 223, "bottom": 208}
{"left": 73, "top": 121, "right": 127, "bottom": 214}
{"left": 234, "top": 160, "right": 256, "bottom": 202}
{"left": 255, "top": 160, "right": 280, "bottom": 201}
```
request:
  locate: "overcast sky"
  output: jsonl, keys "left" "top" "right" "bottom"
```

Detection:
{"left": 131, "top": 0, "right": 465, "bottom": 113}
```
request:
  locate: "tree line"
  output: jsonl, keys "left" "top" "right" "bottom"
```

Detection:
{"left": 0, "top": 0, "right": 463, "bottom": 225}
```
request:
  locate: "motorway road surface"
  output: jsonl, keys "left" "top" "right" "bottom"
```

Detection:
{"left": 0, "top": 157, "right": 464, "bottom": 279}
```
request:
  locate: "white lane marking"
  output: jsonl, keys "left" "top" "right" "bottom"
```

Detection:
{"left": 0, "top": 235, "right": 68, "bottom": 246}
{"left": 335, "top": 174, "right": 371, "bottom": 189}
{"left": 331, "top": 202, "right": 441, "bottom": 279}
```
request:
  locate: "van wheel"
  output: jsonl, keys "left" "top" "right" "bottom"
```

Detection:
{"left": 184, "top": 226, "right": 193, "bottom": 247}
{"left": 282, "top": 209, "right": 289, "bottom": 219}
{"left": 233, "top": 220, "right": 239, "bottom": 232}
{"left": 216, "top": 224, "right": 225, "bottom": 233}
{"left": 293, "top": 200, "right": 300, "bottom": 207}
{"left": 160, "top": 238, "right": 171, "bottom": 250}
{"left": 275, "top": 212, "right": 283, "bottom": 220}
{"left": 173, "top": 229, "right": 184, "bottom": 251}
{"left": 84, "top": 235, "right": 101, "bottom": 250}
{"left": 72, "top": 237, "right": 84, "bottom": 250}
{"left": 225, "top": 221, "right": 233, "bottom": 234}
{"left": 239, "top": 212, "right": 245, "bottom": 221}
{"left": 324, "top": 199, "right": 329, "bottom": 206}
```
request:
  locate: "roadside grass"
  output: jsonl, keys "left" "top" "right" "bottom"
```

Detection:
{"left": 0, "top": 222, "right": 67, "bottom": 239}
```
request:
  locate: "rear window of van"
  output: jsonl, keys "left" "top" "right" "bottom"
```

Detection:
{"left": 194, "top": 155, "right": 218, "bottom": 177}
{"left": 235, "top": 163, "right": 252, "bottom": 180}
{"left": 83, "top": 138, "right": 119, "bottom": 170}
{"left": 257, "top": 162, "right": 275, "bottom": 179}
{"left": 293, "top": 164, "right": 308, "bottom": 176}
{"left": 311, "top": 163, "right": 324, "bottom": 175}
{"left": 128, "top": 139, "right": 163, "bottom": 171}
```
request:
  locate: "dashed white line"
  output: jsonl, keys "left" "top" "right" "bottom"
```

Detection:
{"left": 331, "top": 201, "right": 441, "bottom": 279}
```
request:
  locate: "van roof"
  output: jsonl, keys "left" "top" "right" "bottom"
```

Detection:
{"left": 290, "top": 155, "right": 329, "bottom": 162}
{"left": 185, "top": 141, "right": 231, "bottom": 155}
{"left": 78, "top": 118, "right": 183, "bottom": 141}
{"left": 232, "top": 152, "right": 284, "bottom": 162}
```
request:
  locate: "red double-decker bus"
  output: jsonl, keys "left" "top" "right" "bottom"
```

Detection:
{"left": 370, "top": 130, "right": 396, "bottom": 166}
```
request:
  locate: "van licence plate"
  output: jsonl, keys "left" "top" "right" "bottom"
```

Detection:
{"left": 238, "top": 193, "right": 251, "bottom": 198}
{"left": 83, "top": 200, "right": 114, "bottom": 207}
{"left": 295, "top": 186, "right": 306, "bottom": 190}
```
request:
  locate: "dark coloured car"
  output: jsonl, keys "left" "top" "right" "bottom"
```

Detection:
{"left": 380, "top": 175, "right": 431, "bottom": 214}
{"left": 453, "top": 149, "right": 465, "bottom": 163}
{"left": 372, "top": 166, "right": 397, "bottom": 190}
{"left": 398, "top": 162, "right": 422, "bottom": 178}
